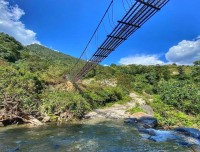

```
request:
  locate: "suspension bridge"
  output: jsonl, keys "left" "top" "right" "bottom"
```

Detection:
{"left": 70, "top": 0, "right": 169, "bottom": 82}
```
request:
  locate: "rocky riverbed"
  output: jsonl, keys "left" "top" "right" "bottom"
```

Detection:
{"left": 0, "top": 92, "right": 199, "bottom": 151}
{"left": 84, "top": 92, "right": 200, "bottom": 152}
{"left": 0, "top": 119, "right": 196, "bottom": 152}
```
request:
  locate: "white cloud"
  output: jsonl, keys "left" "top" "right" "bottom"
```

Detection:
{"left": 165, "top": 37, "right": 200, "bottom": 65}
{"left": 119, "top": 55, "right": 164, "bottom": 65}
{"left": 0, "top": 0, "right": 40, "bottom": 45}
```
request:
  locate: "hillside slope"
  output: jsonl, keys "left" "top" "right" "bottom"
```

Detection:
{"left": 0, "top": 33, "right": 130, "bottom": 126}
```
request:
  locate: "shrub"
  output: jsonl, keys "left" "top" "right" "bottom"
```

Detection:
{"left": 157, "top": 80, "right": 200, "bottom": 115}
{"left": 40, "top": 91, "right": 91, "bottom": 118}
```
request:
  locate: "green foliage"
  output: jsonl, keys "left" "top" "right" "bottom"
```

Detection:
{"left": 0, "top": 33, "right": 23, "bottom": 62}
{"left": 151, "top": 97, "right": 200, "bottom": 128}
{"left": 128, "top": 106, "right": 144, "bottom": 114}
{"left": 0, "top": 65, "right": 43, "bottom": 113}
{"left": 82, "top": 84, "right": 129, "bottom": 108}
{"left": 0, "top": 33, "right": 199, "bottom": 128}
{"left": 145, "top": 72, "right": 159, "bottom": 85}
{"left": 158, "top": 80, "right": 200, "bottom": 115}
{"left": 40, "top": 91, "right": 91, "bottom": 118}
{"left": 193, "top": 60, "right": 200, "bottom": 66}
{"left": 192, "top": 66, "right": 200, "bottom": 82}
{"left": 177, "top": 66, "right": 188, "bottom": 80}
{"left": 163, "top": 67, "right": 171, "bottom": 81}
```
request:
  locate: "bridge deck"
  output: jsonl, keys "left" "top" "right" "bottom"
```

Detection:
{"left": 72, "top": 0, "right": 169, "bottom": 82}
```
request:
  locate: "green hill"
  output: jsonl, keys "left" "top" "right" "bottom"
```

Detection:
{"left": 26, "top": 44, "right": 77, "bottom": 64}
{"left": 0, "top": 33, "right": 129, "bottom": 126}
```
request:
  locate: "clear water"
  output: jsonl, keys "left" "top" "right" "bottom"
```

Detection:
{"left": 0, "top": 119, "right": 191, "bottom": 152}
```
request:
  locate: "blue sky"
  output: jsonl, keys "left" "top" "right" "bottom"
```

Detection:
{"left": 1, "top": 0, "right": 200, "bottom": 65}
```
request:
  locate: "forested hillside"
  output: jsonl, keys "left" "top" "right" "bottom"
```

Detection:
{"left": 0, "top": 32, "right": 199, "bottom": 129}
{"left": 0, "top": 33, "right": 129, "bottom": 125}
{"left": 86, "top": 62, "right": 200, "bottom": 128}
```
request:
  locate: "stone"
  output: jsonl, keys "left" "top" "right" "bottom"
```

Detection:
{"left": 130, "top": 112, "right": 152, "bottom": 119}
{"left": 42, "top": 116, "right": 51, "bottom": 123}
{"left": 84, "top": 112, "right": 98, "bottom": 119}
{"left": 138, "top": 129, "right": 156, "bottom": 136}
{"left": 141, "top": 104, "right": 154, "bottom": 116}
{"left": 14, "top": 147, "right": 20, "bottom": 151}
{"left": 174, "top": 128, "right": 200, "bottom": 139}
{"left": 0, "top": 122, "right": 4, "bottom": 127}
{"left": 54, "top": 144, "right": 60, "bottom": 149}
{"left": 138, "top": 116, "right": 158, "bottom": 128}
{"left": 124, "top": 118, "right": 137, "bottom": 124}
{"left": 128, "top": 112, "right": 158, "bottom": 128}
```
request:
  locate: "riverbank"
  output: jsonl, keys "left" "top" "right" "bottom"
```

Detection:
{"left": 82, "top": 92, "right": 200, "bottom": 152}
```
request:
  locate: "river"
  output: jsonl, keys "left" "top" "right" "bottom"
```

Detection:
{"left": 0, "top": 119, "right": 192, "bottom": 152}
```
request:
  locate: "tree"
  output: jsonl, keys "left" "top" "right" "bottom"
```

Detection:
{"left": 163, "top": 67, "right": 171, "bottom": 81}
{"left": 0, "top": 33, "right": 23, "bottom": 62}
{"left": 193, "top": 60, "right": 200, "bottom": 66}
{"left": 177, "top": 66, "right": 187, "bottom": 80}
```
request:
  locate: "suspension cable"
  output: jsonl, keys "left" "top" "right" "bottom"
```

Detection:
{"left": 70, "top": 0, "right": 114, "bottom": 77}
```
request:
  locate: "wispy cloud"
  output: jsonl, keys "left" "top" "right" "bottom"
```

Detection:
{"left": 119, "top": 54, "right": 164, "bottom": 65}
{"left": 0, "top": 0, "right": 40, "bottom": 45}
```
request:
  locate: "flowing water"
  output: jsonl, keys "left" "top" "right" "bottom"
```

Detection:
{"left": 0, "top": 119, "right": 192, "bottom": 152}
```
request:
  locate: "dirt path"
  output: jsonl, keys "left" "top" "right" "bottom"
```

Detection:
{"left": 84, "top": 92, "right": 148, "bottom": 119}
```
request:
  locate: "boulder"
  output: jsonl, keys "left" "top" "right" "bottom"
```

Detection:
{"left": 124, "top": 118, "right": 137, "bottom": 124}
{"left": 130, "top": 112, "right": 152, "bottom": 119}
{"left": 138, "top": 116, "right": 158, "bottom": 128}
{"left": 84, "top": 112, "right": 98, "bottom": 119}
{"left": 138, "top": 129, "right": 156, "bottom": 136}
{"left": 0, "top": 121, "right": 4, "bottom": 127}
{"left": 141, "top": 105, "right": 154, "bottom": 116}
{"left": 125, "top": 112, "right": 158, "bottom": 129}
{"left": 174, "top": 128, "right": 200, "bottom": 139}
{"left": 42, "top": 116, "right": 51, "bottom": 123}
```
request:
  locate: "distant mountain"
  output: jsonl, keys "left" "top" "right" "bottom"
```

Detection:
{"left": 26, "top": 44, "right": 77, "bottom": 63}
{"left": 0, "top": 32, "right": 79, "bottom": 67}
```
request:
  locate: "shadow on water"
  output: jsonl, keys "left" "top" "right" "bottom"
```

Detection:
{"left": 0, "top": 119, "right": 191, "bottom": 152}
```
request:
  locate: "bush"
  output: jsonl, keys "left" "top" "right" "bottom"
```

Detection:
{"left": 40, "top": 91, "right": 91, "bottom": 118}
{"left": 83, "top": 84, "right": 129, "bottom": 108}
{"left": 157, "top": 80, "right": 200, "bottom": 115}
{"left": 150, "top": 97, "right": 199, "bottom": 128}
{"left": 0, "top": 65, "right": 43, "bottom": 113}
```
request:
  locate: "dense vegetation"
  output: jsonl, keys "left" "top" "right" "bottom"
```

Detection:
{"left": 86, "top": 62, "right": 200, "bottom": 128}
{"left": 0, "top": 33, "right": 129, "bottom": 124}
{"left": 0, "top": 32, "right": 199, "bottom": 128}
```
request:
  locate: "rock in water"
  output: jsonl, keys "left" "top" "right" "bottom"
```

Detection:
{"left": 174, "top": 128, "right": 200, "bottom": 139}
{"left": 14, "top": 147, "right": 20, "bottom": 151}
{"left": 138, "top": 117, "right": 158, "bottom": 128}
{"left": 124, "top": 118, "right": 137, "bottom": 124}
{"left": 125, "top": 112, "right": 158, "bottom": 129}
{"left": 54, "top": 144, "right": 60, "bottom": 149}
{"left": 0, "top": 122, "right": 4, "bottom": 127}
